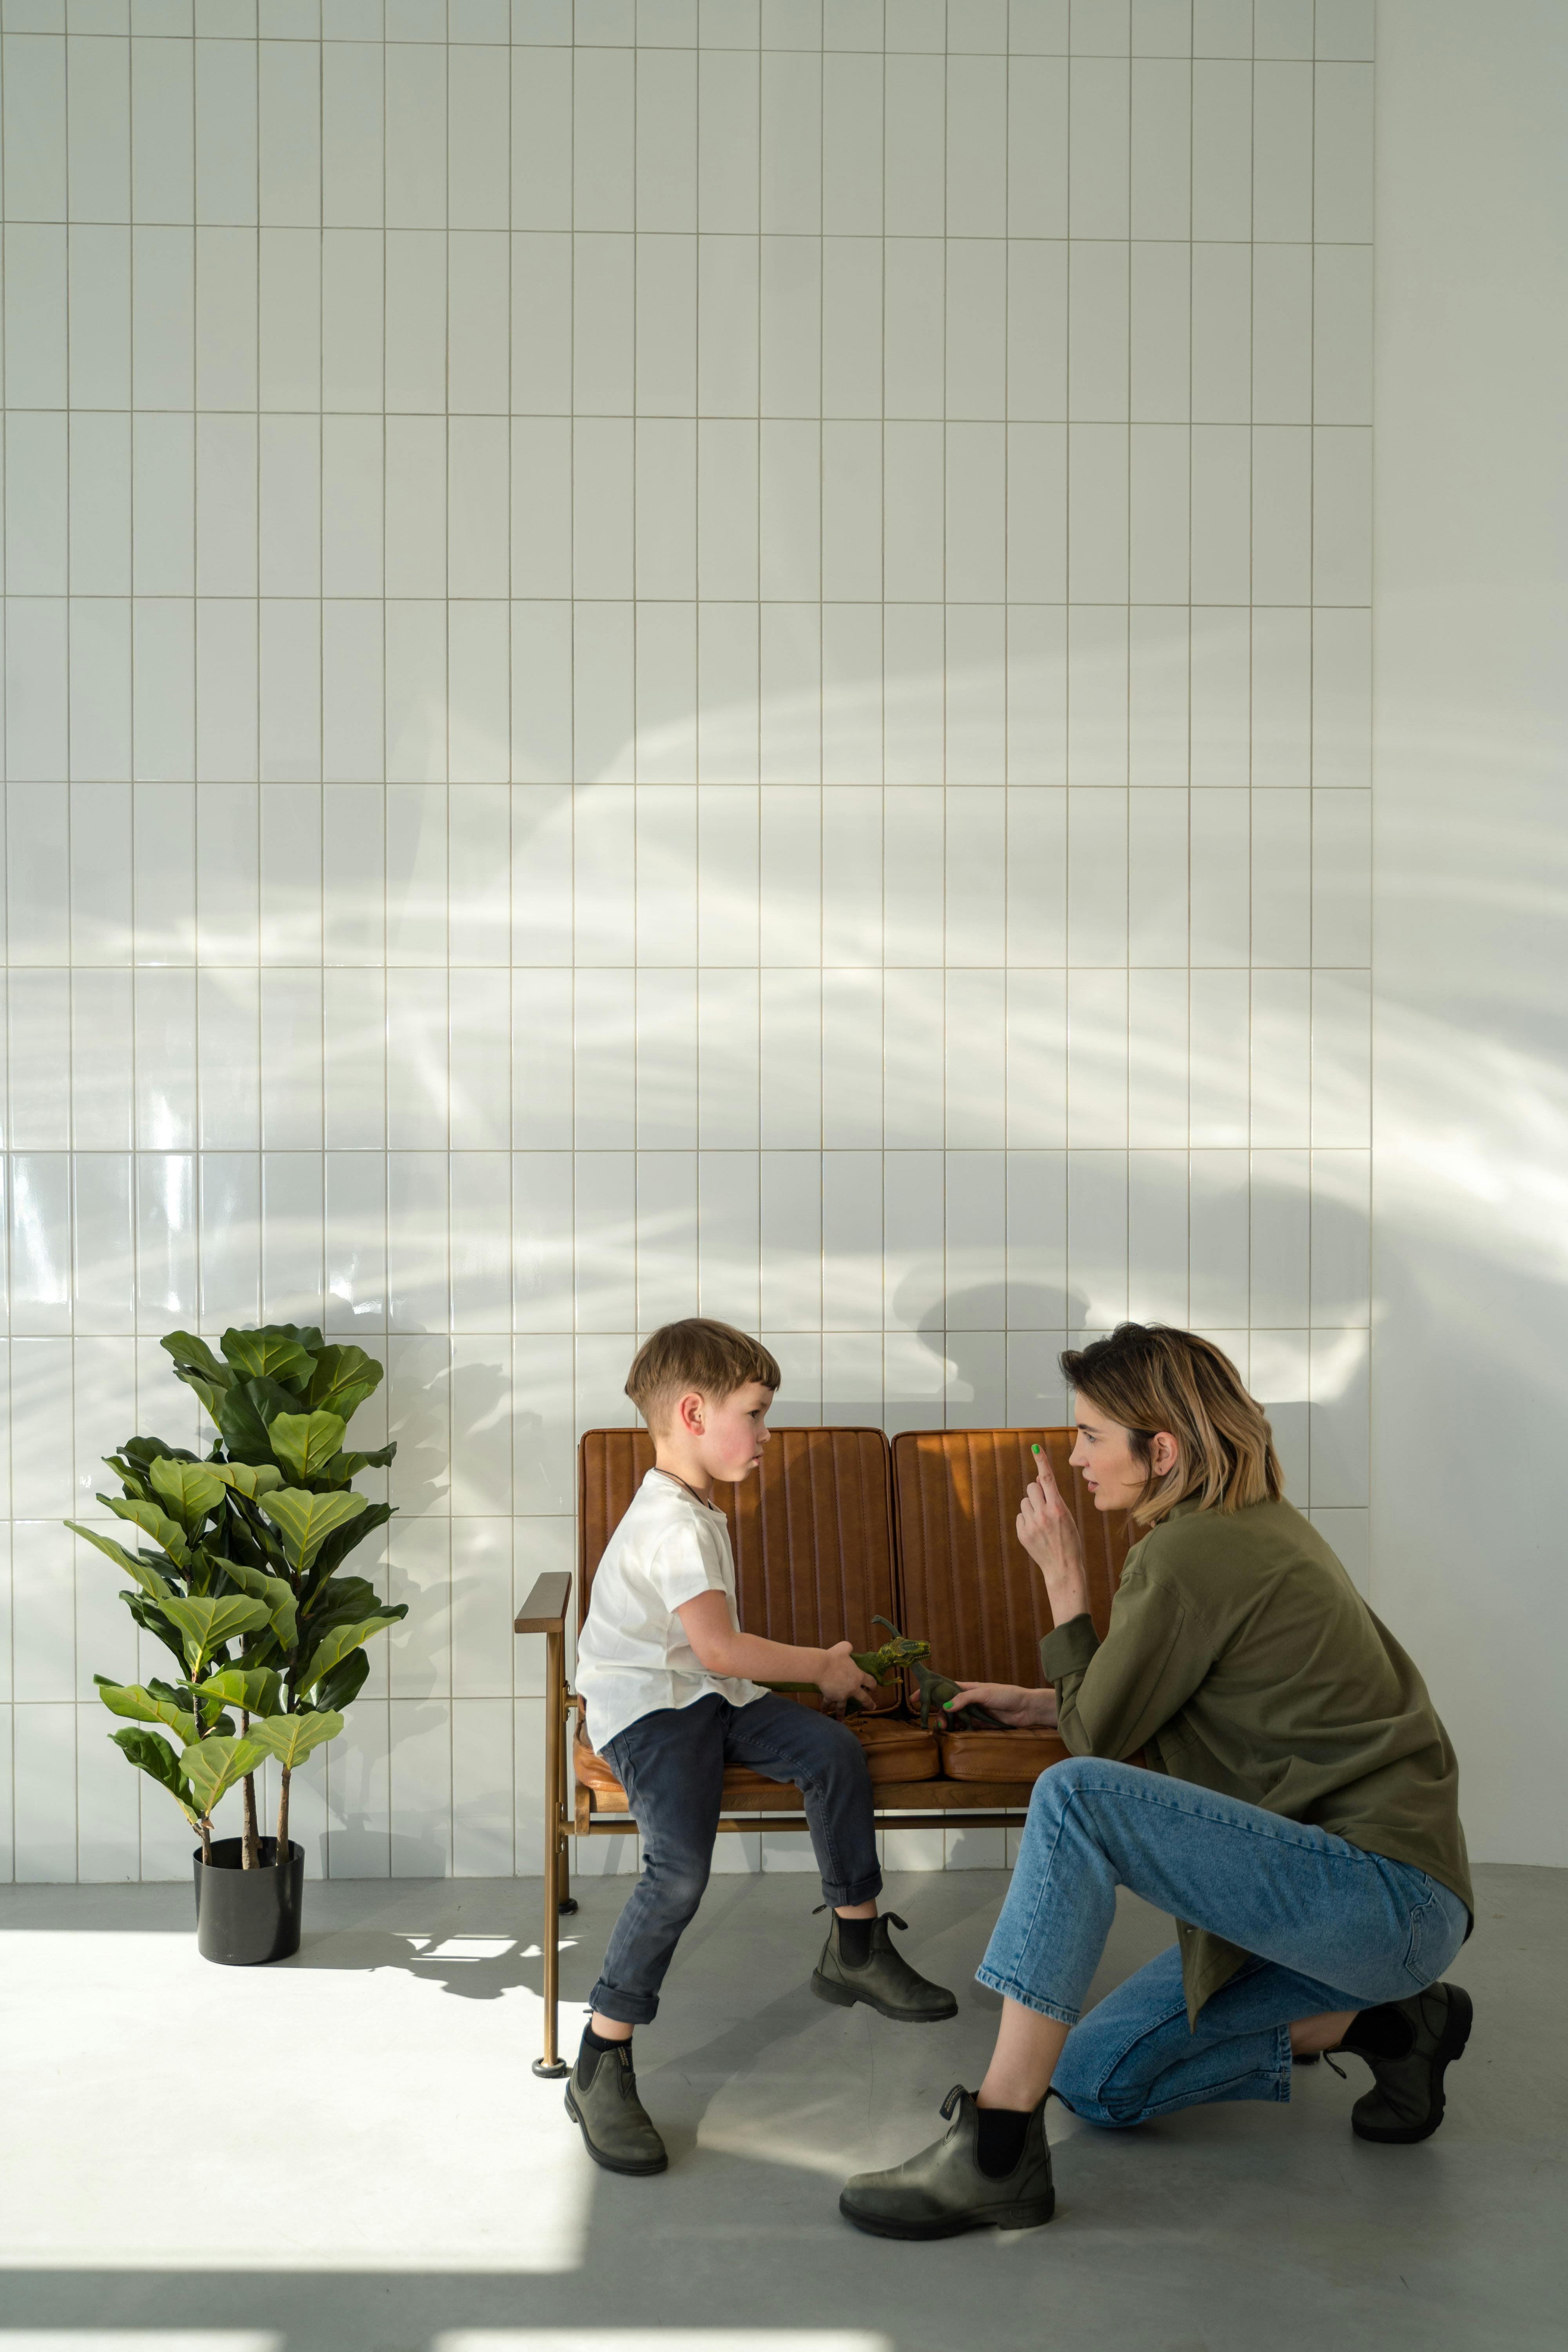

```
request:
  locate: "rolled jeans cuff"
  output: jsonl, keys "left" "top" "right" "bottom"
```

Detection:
{"left": 822, "top": 1866, "right": 884, "bottom": 1908}
{"left": 587, "top": 1982, "right": 659, "bottom": 2027}
{"left": 973, "top": 1964, "right": 1080, "bottom": 2028}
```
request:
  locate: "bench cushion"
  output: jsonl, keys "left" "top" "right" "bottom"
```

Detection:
{"left": 938, "top": 1726, "right": 1065, "bottom": 1783}
{"left": 573, "top": 1708, "right": 941, "bottom": 1809}
{"left": 851, "top": 1712, "right": 941, "bottom": 1782}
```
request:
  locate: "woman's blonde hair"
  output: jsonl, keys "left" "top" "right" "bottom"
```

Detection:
{"left": 1060, "top": 1323, "right": 1283, "bottom": 1526}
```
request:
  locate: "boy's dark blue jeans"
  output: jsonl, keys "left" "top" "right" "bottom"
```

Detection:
{"left": 590, "top": 1691, "right": 884, "bottom": 2026}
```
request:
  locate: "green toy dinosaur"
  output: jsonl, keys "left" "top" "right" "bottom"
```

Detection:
{"left": 761, "top": 1617, "right": 930, "bottom": 1707}
{"left": 762, "top": 1615, "right": 1001, "bottom": 1726}
{"left": 861, "top": 1615, "right": 1005, "bottom": 1730}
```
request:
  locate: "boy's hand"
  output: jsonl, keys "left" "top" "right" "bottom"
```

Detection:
{"left": 817, "top": 1641, "right": 878, "bottom": 1710}
{"left": 943, "top": 1681, "right": 1058, "bottom": 1730}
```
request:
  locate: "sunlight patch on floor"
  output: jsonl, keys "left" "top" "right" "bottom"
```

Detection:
{"left": 0, "top": 1932, "right": 590, "bottom": 2274}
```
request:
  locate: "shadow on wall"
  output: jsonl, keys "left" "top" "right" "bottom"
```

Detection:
{"left": 816, "top": 1156, "right": 1374, "bottom": 1505}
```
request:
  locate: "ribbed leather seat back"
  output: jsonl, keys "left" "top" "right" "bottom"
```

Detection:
{"left": 578, "top": 1428, "right": 658, "bottom": 1608}
{"left": 577, "top": 1428, "right": 900, "bottom": 1706}
{"left": 891, "top": 1429, "right": 1134, "bottom": 1686}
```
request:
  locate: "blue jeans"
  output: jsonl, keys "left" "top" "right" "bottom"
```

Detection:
{"left": 591, "top": 1691, "right": 883, "bottom": 2026}
{"left": 978, "top": 1757, "right": 1470, "bottom": 2127}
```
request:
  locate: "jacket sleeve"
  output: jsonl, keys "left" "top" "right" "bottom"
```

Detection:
{"left": 1039, "top": 1561, "right": 1219, "bottom": 1762}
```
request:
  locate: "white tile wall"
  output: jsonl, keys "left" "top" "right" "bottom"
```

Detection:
{"left": 0, "top": 0, "right": 1374, "bottom": 1880}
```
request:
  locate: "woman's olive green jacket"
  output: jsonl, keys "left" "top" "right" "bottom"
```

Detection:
{"left": 1040, "top": 1496, "right": 1473, "bottom": 2023}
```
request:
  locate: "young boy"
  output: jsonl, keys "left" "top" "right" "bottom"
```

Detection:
{"left": 566, "top": 1318, "right": 957, "bottom": 2175}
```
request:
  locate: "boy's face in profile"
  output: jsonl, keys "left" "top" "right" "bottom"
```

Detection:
{"left": 664, "top": 1379, "right": 774, "bottom": 1486}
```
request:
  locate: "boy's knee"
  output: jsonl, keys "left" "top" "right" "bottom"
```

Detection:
{"left": 802, "top": 1712, "right": 869, "bottom": 1789}
{"left": 643, "top": 1853, "right": 711, "bottom": 1920}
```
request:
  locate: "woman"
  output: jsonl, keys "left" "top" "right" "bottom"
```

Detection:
{"left": 840, "top": 1323, "right": 1474, "bottom": 2240}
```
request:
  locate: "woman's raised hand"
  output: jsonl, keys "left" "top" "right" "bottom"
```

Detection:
{"left": 1016, "top": 1445, "right": 1091, "bottom": 1624}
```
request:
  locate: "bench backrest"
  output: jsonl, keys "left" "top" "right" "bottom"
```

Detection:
{"left": 577, "top": 1426, "right": 902, "bottom": 1710}
{"left": 891, "top": 1430, "right": 1132, "bottom": 1685}
{"left": 576, "top": 1425, "right": 1133, "bottom": 1695}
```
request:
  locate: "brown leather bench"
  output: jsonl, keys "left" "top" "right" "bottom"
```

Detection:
{"left": 516, "top": 1425, "right": 1132, "bottom": 2075}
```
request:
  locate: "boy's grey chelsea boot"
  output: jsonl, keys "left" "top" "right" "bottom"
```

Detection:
{"left": 564, "top": 2037, "right": 668, "bottom": 2176}
{"left": 840, "top": 2085, "right": 1055, "bottom": 2239}
{"left": 811, "top": 1910, "right": 959, "bottom": 2023}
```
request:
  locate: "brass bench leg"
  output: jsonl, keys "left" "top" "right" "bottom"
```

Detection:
{"left": 556, "top": 1681, "right": 579, "bottom": 1916}
{"left": 532, "top": 1623, "right": 572, "bottom": 2079}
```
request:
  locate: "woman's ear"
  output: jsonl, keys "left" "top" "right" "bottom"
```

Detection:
{"left": 1150, "top": 1430, "right": 1180, "bottom": 1477}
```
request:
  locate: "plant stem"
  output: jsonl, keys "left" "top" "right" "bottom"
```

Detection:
{"left": 199, "top": 1815, "right": 212, "bottom": 1866}
{"left": 276, "top": 1764, "right": 292, "bottom": 1867}
{"left": 240, "top": 1710, "right": 259, "bottom": 1868}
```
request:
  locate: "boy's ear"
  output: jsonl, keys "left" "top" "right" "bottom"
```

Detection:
{"left": 675, "top": 1388, "right": 708, "bottom": 1436}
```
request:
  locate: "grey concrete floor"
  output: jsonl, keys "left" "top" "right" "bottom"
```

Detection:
{"left": 0, "top": 1862, "right": 1561, "bottom": 2352}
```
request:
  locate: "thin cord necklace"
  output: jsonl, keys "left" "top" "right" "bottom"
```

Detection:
{"left": 655, "top": 1465, "right": 718, "bottom": 1512}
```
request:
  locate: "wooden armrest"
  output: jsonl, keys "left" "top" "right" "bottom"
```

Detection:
{"left": 514, "top": 1571, "right": 572, "bottom": 1635}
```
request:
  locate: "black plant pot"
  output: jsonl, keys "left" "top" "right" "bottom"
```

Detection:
{"left": 192, "top": 1837, "right": 305, "bottom": 1965}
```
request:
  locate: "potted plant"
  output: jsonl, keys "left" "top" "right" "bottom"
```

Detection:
{"left": 66, "top": 1323, "right": 406, "bottom": 1964}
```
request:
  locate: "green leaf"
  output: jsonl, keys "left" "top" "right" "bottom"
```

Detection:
{"left": 161, "top": 1593, "right": 270, "bottom": 1673}
{"left": 102, "top": 1456, "right": 152, "bottom": 1500}
{"left": 300, "top": 1572, "right": 385, "bottom": 1628}
{"left": 66, "top": 1520, "right": 174, "bottom": 1602}
{"left": 95, "top": 1677, "right": 198, "bottom": 1745}
{"left": 121, "top": 1436, "right": 199, "bottom": 1474}
{"left": 181, "top": 1733, "right": 269, "bottom": 1819}
{"left": 305, "top": 1344, "right": 384, "bottom": 1423}
{"left": 297, "top": 1614, "right": 397, "bottom": 1694}
{"left": 275, "top": 1322, "right": 325, "bottom": 1354}
{"left": 259, "top": 1487, "right": 368, "bottom": 1575}
{"left": 210, "top": 1460, "right": 285, "bottom": 1500}
{"left": 221, "top": 1327, "right": 316, "bottom": 1390}
{"left": 171, "top": 1367, "right": 225, "bottom": 1425}
{"left": 161, "top": 1331, "right": 233, "bottom": 1390}
{"left": 243, "top": 1709, "right": 343, "bottom": 1768}
{"left": 269, "top": 1409, "right": 347, "bottom": 1485}
{"left": 110, "top": 1726, "right": 200, "bottom": 1824}
{"left": 307, "top": 1498, "right": 394, "bottom": 1584}
{"left": 124, "top": 1596, "right": 195, "bottom": 1676}
{"left": 149, "top": 1457, "right": 227, "bottom": 1525}
{"left": 217, "top": 1376, "right": 306, "bottom": 1465}
{"left": 217, "top": 1555, "right": 298, "bottom": 1647}
{"left": 323, "top": 1443, "right": 397, "bottom": 1483}
{"left": 103, "top": 1495, "right": 189, "bottom": 1566}
{"left": 306, "top": 1646, "right": 370, "bottom": 1715}
{"left": 148, "top": 1674, "right": 232, "bottom": 1733}
{"left": 196, "top": 1665, "right": 284, "bottom": 1719}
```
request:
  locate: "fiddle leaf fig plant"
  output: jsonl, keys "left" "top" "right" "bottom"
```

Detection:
{"left": 68, "top": 1325, "right": 405, "bottom": 1871}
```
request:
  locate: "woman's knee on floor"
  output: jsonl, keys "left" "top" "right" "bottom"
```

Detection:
{"left": 1053, "top": 2020, "right": 1162, "bottom": 2130}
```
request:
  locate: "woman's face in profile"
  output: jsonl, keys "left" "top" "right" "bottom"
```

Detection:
{"left": 1068, "top": 1410, "right": 1176, "bottom": 1512}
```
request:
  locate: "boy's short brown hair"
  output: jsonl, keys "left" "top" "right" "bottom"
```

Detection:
{"left": 624, "top": 1319, "right": 781, "bottom": 1432}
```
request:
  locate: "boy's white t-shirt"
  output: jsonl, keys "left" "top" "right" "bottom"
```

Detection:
{"left": 575, "top": 1468, "right": 768, "bottom": 1754}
